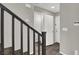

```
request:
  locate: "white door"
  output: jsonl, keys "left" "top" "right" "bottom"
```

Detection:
{"left": 44, "top": 15, "right": 54, "bottom": 46}
{"left": 55, "top": 16, "right": 60, "bottom": 43}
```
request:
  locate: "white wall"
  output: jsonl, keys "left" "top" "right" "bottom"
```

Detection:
{"left": 60, "top": 3, "right": 79, "bottom": 55}
{"left": 34, "top": 12, "right": 43, "bottom": 33}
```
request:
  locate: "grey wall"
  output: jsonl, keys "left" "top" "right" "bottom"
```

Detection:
{"left": 60, "top": 3, "right": 79, "bottom": 55}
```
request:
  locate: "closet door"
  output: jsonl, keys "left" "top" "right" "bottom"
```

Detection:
{"left": 44, "top": 15, "right": 54, "bottom": 45}
{"left": 55, "top": 16, "right": 60, "bottom": 43}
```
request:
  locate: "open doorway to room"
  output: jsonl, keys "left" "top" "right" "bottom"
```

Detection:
{"left": 33, "top": 3, "right": 60, "bottom": 55}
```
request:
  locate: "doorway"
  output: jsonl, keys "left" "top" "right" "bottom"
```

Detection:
{"left": 34, "top": 12, "right": 54, "bottom": 46}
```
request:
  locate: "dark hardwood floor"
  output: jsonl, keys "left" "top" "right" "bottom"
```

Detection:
{"left": 0, "top": 43, "right": 62, "bottom": 55}
{"left": 46, "top": 43, "right": 61, "bottom": 55}
{"left": 35, "top": 42, "right": 62, "bottom": 55}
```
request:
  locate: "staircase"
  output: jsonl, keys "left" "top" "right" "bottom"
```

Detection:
{"left": 0, "top": 4, "right": 46, "bottom": 55}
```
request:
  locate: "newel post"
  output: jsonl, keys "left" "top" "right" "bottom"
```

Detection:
{"left": 42, "top": 32, "right": 46, "bottom": 55}
{"left": 1, "top": 8, "right": 4, "bottom": 55}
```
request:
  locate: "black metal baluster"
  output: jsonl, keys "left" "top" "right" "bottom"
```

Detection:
{"left": 27, "top": 27, "right": 30, "bottom": 55}
{"left": 42, "top": 32, "right": 46, "bottom": 55}
{"left": 12, "top": 15, "right": 15, "bottom": 55}
{"left": 21, "top": 22, "right": 23, "bottom": 55}
{"left": 33, "top": 31, "right": 35, "bottom": 55}
{"left": 1, "top": 8, "right": 4, "bottom": 55}
{"left": 38, "top": 34, "right": 40, "bottom": 55}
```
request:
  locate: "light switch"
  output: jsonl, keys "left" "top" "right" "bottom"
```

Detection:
{"left": 62, "top": 27, "right": 68, "bottom": 31}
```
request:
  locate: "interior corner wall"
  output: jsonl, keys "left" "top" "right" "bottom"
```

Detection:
{"left": 60, "top": 3, "right": 79, "bottom": 55}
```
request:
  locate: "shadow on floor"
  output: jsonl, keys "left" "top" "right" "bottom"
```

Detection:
{"left": 46, "top": 42, "right": 62, "bottom": 55}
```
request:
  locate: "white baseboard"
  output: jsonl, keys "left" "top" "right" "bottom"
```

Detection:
{"left": 60, "top": 51, "right": 67, "bottom": 55}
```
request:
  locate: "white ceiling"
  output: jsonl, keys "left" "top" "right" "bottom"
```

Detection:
{"left": 32, "top": 3, "right": 60, "bottom": 13}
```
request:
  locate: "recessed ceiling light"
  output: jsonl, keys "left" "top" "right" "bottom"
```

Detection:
{"left": 51, "top": 6, "right": 55, "bottom": 8}
{"left": 25, "top": 4, "right": 31, "bottom": 8}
